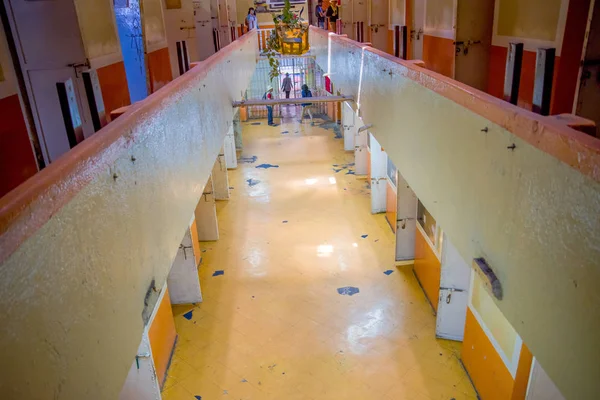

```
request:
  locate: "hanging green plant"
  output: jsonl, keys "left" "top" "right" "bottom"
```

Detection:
{"left": 263, "top": 0, "right": 310, "bottom": 82}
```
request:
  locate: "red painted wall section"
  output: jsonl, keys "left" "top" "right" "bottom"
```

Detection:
{"left": 422, "top": 35, "right": 455, "bottom": 78}
{"left": 96, "top": 61, "right": 131, "bottom": 121}
{"left": 552, "top": 0, "right": 591, "bottom": 114}
{"left": 147, "top": 47, "right": 173, "bottom": 93}
{"left": 487, "top": 0, "right": 590, "bottom": 114}
{"left": 0, "top": 95, "right": 37, "bottom": 198}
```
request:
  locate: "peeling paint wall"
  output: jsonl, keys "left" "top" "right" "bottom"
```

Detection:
{"left": 311, "top": 28, "right": 600, "bottom": 400}
{"left": 0, "top": 32, "right": 257, "bottom": 399}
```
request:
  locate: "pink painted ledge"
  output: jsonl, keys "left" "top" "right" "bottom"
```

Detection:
{"left": 312, "top": 28, "right": 600, "bottom": 183}
{"left": 0, "top": 31, "right": 257, "bottom": 265}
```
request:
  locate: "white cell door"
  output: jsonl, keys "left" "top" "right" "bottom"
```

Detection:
{"left": 368, "top": 0, "right": 388, "bottom": 51}
{"left": 395, "top": 171, "right": 417, "bottom": 261}
{"left": 342, "top": 102, "right": 355, "bottom": 151}
{"left": 195, "top": 176, "right": 219, "bottom": 241}
{"left": 193, "top": 0, "right": 215, "bottom": 60}
{"left": 410, "top": 0, "right": 425, "bottom": 60}
{"left": 5, "top": 0, "right": 94, "bottom": 163}
{"left": 436, "top": 232, "right": 471, "bottom": 341}
{"left": 369, "top": 133, "right": 387, "bottom": 213}
{"left": 354, "top": 123, "right": 368, "bottom": 175}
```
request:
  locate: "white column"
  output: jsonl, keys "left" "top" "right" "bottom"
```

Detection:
{"left": 223, "top": 125, "right": 237, "bottom": 169}
{"left": 369, "top": 133, "right": 387, "bottom": 213}
{"left": 167, "top": 221, "right": 203, "bottom": 305}
{"left": 194, "top": 176, "right": 219, "bottom": 241}
{"left": 395, "top": 170, "right": 417, "bottom": 262}
{"left": 212, "top": 149, "right": 230, "bottom": 200}
{"left": 119, "top": 331, "right": 161, "bottom": 400}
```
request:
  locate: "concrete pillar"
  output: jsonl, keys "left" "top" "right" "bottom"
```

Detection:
{"left": 395, "top": 171, "right": 418, "bottom": 262}
{"left": 233, "top": 109, "right": 243, "bottom": 150}
{"left": 194, "top": 176, "right": 219, "bottom": 240}
{"left": 167, "top": 217, "right": 203, "bottom": 305}
{"left": 223, "top": 125, "right": 237, "bottom": 169}
{"left": 119, "top": 331, "right": 161, "bottom": 400}
{"left": 212, "top": 149, "right": 230, "bottom": 200}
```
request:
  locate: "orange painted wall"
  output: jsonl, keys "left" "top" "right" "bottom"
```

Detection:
{"left": 512, "top": 343, "right": 534, "bottom": 400}
{"left": 190, "top": 221, "right": 201, "bottom": 266}
{"left": 0, "top": 94, "right": 37, "bottom": 198}
{"left": 487, "top": 46, "right": 560, "bottom": 111}
{"left": 462, "top": 308, "right": 514, "bottom": 400}
{"left": 422, "top": 35, "right": 455, "bottom": 78}
{"left": 387, "top": 29, "right": 394, "bottom": 56}
{"left": 413, "top": 227, "right": 441, "bottom": 312}
{"left": 149, "top": 287, "right": 177, "bottom": 388}
{"left": 487, "top": 0, "right": 589, "bottom": 114}
{"left": 147, "top": 47, "right": 173, "bottom": 93}
{"left": 97, "top": 61, "right": 131, "bottom": 121}
{"left": 385, "top": 180, "right": 397, "bottom": 233}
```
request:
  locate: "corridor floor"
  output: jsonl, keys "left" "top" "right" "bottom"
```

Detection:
{"left": 162, "top": 112, "right": 477, "bottom": 400}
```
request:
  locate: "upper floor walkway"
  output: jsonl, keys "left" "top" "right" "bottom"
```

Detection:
{"left": 0, "top": 27, "right": 598, "bottom": 399}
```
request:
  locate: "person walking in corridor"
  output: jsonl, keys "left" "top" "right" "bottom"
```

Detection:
{"left": 300, "top": 84, "right": 314, "bottom": 125}
{"left": 326, "top": 0, "right": 339, "bottom": 32}
{"left": 315, "top": 0, "right": 326, "bottom": 29}
{"left": 246, "top": 8, "right": 258, "bottom": 31}
{"left": 281, "top": 73, "right": 293, "bottom": 99}
{"left": 264, "top": 86, "right": 275, "bottom": 126}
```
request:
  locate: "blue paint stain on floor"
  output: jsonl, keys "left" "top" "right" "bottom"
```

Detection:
{"left": 251, "top": 122, "right": 261, "bottom": 125}
{"left": 183, "top": 310, "right": 193, "bottom": 320}
{"left": 282, "top": 220, "right": 288, "bottom": 223}
{"left": 384, "top": 270, "right": 394, "bottom": 276}
{"left": 256, "top": 163, "right": 279, "bottom": 169}
{"left": 195, "top": 396, "right": 202, "bottom": 400}
{"left": 281, "top": 130, "right": 289, "bottom": 134}
{"left": 333, "top": 168, "right": 342, "bottom": 173}
{"left": 361, "top": 234, "right": 368, "bottom": 238}
{"left": 337, "top": 286, "right": 360, "bottom": 296}
{"left": 346, "top": 170, "right": 356, "bottom": 175}
{"left": 213, "top": 270, "right": 225, "bottom": 277}
{"left": 241, "top": 379, "right": 248, "bottom": 383}
{"left": 333, "top": 164, "right": 339, "bottom": 167}
{"left": 246, "top": 178, "right": 260, "bottom": 187}
{"left": 239, "top": 155, "right": 258, "bottom": 164}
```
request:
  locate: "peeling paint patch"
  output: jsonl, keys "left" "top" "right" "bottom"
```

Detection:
{"left": 384, "top": 270, "right": 394, "bottom": 275}
{"left": 361, "top": 234, "right": 368, "bottom": 238}
{"left": 337, "top": 286, "right": 360, "bottom": 296}
{"left": 239, "top": 155, "right": 258, "bottom": 164}
{"left": 213, "top": 270, "right": 225, "bottom": 277}
{"left": 183, "top": 310, "right": 193, "bottom": 320}
{"left": 256, "top": 163, "right": 279, "bottom": 169}
{"left": 247, "top": 178, "right": 260, "bottom": 186}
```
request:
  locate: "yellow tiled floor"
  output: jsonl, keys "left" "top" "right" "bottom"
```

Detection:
{"left": 163, "top": 112, "right": 477, "bottom": 400}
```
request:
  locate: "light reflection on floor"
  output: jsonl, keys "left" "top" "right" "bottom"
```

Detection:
{"left": 162, "top": 113, "right": 477, "bottom": 400}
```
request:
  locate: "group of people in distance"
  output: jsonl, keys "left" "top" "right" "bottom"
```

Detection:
{"left": 264, "top": 75, "right": 314, "bottom": 126}
{"left": 244, "top": 0, "right": 340, "bottom": 32}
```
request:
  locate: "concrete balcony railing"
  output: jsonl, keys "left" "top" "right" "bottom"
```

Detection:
{"left": 0, "top": 32, "right": 257, "bottom": 399}
{"left": 308, "top": 27, "right": 600, "bottom": 400}
{"left": 0, "top": 26, "right": 599, "bottom": 399}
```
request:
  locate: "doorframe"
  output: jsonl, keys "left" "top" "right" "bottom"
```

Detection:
{"left": 572, "top": 0, "right": 597, "bottom": 113}
{"left": 0, "top": 2, "right": 45, "bottom": 170}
